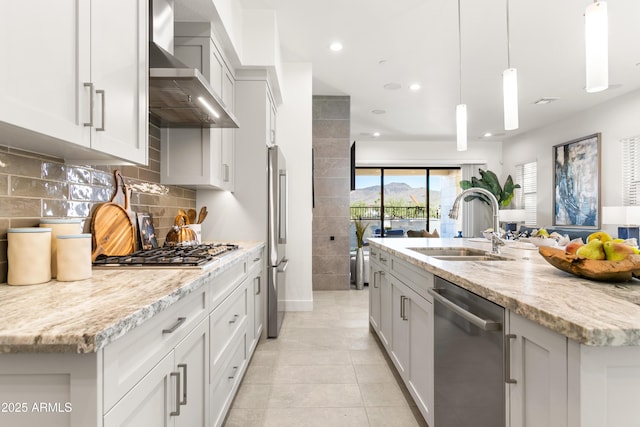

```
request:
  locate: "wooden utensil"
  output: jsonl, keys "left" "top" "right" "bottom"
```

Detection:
{"left": 178, "top": 208, "right": 189, "bottom": 224}
{"left": 91, "top": 202, "right": 136, "bottom": 262}
{"left": 187, "top": 209, "right": 197, "bottom": 225}
{"left": 197, "top": 206, "right": 208, "bottom": 224}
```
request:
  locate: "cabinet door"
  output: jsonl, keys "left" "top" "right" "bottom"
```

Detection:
{"left": 390, "top": 278, "right": 410, "bottom": 378}
{"left": 252, "top": 271, "right": 264, "bottom": 350}
{"left": 104, "top": 352, "right": 176, "bottom": 427}
{"left": 378, "top": 270, "right": 393, "bottom": 349}
{"left": 509, "top": 312, "right": 567, "bottom": 427}
{"left": 174, "top": 318, "right": 209, "bottom": 427}
{"left": 369, "top": 266, "right": 381, "bottom": 331}
{"left": 90, "top": 0, "right": 147, "bottom": 164}
{"left": 0, "top": 0, "right": 90, "bottom": 148}
{"left": 407, "top": 289, "right": 434, "bottom": 427}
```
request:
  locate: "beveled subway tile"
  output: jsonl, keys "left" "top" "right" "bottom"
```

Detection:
{"left": 0, "top": 198, "right": 40, "bottom": 217}
{"left": 91, "top": 170, "right": 112, "bottom": 187}
{"left": 42, "top": 162, "right": 66, "bottom": 181}
{"left": 10, "top": 177, "right": 68, "bottom": 199}
{"left": 0, "top": 152, "right": 42, "bottom": 177}
{"left": 0, "top": 219, "right": 9, "bottom": 239}
{"left": 69, "top": 184, "right": 94, "bottom": 201}
{"left": 67, "top": 166, "right": 91, "bottom": 184}
{"left": 0, "top": 175, "right": 7, "bottom": 196}
{"left": 42, "top": 200, "right": 67, "bottom": 217}
{"left": 263, "top": 407, "right": 368, "bottom": 427}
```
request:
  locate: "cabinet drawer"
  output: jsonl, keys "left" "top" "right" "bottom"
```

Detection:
{"left": 103, "top": 286, "right": 207, "bottom": 412}
{"left": 370, "top": 248, "right": 390, "bottom": 268}
{"left": 248, "top": 248, "right": 264, "bottom": 271}
{"left": 210, "top": 257, "right": 247, "bottom": 310}
{"left": 211, "top": 331, "right": 246, "bottom": 427}
{"left": 390, "top": 255, "right": 434, "bottom": 302}
{"left": 210, "top": 281, "right": 248, "bottom": 371}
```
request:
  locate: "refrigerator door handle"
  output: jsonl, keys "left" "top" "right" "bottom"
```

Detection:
{"left": 277, "top": 258, "right": 289, "bottom": 272}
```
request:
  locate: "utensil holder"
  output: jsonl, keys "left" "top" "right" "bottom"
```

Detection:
{"left": 8, "top": 228, "right": 52, "bottom": 286}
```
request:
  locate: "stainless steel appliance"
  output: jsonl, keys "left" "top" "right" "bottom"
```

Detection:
{"left": 267, "top": 145, "right": 288, "bottom": 338}
{"left": 429, "top": 276, "right": 505, "bottom": 427}
{"left": 92, "top": 243, "right": 239, "bottom": 270}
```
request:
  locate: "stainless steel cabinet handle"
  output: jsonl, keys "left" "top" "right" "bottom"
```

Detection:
{"left": 162, "top": 317, "right": 187, "bottom": 334}
{"left": 255, "top": 276, "right": 261, "bottom": 295}
{"left": 178, "top": 363, "right": 188, "bottom": 405}
{"left": 380, "top": 256, "right": 387, "bottom": 262}
{"left": 253, "top": 257, "right": 261, "bottom": 262}
{"left": 505, "top": 334, "right": 517, "bottom": 384}
{"left": 229, "top": 314, "right": 239, "bottom": 324}
{"left": 428, "top": 288, "right": 502, "bottom": 331}
{"left": 228, "top": 366, "right": 238, "bottom": 380}
{"left": 83, "top": 82, "right": 94, "bottom": 127}
{"left": 400, "top": 296, "right": 406, "bottom": 319}
{"left": 402, "top": 296, "right": 409, "bottom": 321}
{"left": 373, "top": 271, "right": 379, "bottom": 288}
{"left": 95, "top": 89, "right": 105, "bottom": 131}
{"left": 170, "top": 372, "right": 181, "bottom": 416}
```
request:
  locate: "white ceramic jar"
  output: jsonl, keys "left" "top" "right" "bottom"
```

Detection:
{"left": 39, "top": 218, "right": 83, "bottom": 278}
{"left": 56, "top": 234, "right": 92, "bottom": 282}
{"left": 7, "top": 228, "right": 52, "bottom": 286}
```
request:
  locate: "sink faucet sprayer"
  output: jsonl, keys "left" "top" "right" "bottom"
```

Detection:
{"left": 448, "top": 188, "right": 504, "bottom": 254}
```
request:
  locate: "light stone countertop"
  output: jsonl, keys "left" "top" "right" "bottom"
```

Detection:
{"left": 0, "top": 241, "right": 264, "bottom": 354}
{"left": 368, "top": 237, "right": 640, "bottom": 347}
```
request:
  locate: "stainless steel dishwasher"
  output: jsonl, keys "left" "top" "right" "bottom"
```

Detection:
{"left": 428, "top": 276, "right": 506, "bottom": 427}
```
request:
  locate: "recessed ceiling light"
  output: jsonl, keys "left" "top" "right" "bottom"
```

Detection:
{"left": 373, "top": 132, "right": 381, "bottom": 137}
{"left": 534, "top": 97, "right": 559, "bottom": 105}
{"left": 483, "top": 132, "right": 492, "bottom": 138}
{"left": 409, "top": 83, "right": 421, "bottom": 91}
{"left": 384, "top": 83, "right": 401, "bottom": 90}
{"left": 378, "top": 59, "right": 388, "bottom": 65}
{"left": 329, "top": 42, "right": 343, "bottom": 52}
{"left": 371, "top": 109, "right": 386, "bottom": 115}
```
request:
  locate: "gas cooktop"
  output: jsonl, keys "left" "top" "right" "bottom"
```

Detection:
{"left": 93, "top": 243, "right": 240, "bottom": 269}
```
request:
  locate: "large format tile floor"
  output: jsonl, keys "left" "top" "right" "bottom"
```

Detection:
{"left": 224, "top": 288, "right": 428, "bottom": 427}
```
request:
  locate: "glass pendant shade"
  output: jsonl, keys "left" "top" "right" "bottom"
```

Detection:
{"left": 503, "top": 68, "right": 519, "bottom": 130}
{"left": 456, "top": 104, "right": 467, "bottom": 151}
{"left": 585, "top": 1, "right": 608, "bottom": 93}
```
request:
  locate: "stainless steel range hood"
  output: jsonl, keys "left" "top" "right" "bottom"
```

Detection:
{"left": 148, "top": 0, "right": 239, "bottom": 128}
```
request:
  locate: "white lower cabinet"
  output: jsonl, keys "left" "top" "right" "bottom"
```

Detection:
{"left": 104, "top": 318, "right": 209, "bottom": 427}
{"left": 369, "top": 249, "right": 392, "bottom": 349}
{"left": 508, "top": 312, "right": 568, "bottom": 427}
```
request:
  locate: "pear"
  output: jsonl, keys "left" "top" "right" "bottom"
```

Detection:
{"left": 587, "top": 231, "right": 612, "bottom": 243}
{"left": 603, "top": 241, "right": 636, "bottom": 261}
{"left": 576, "top": 239, "right": 606, "bottom": 260}
{"left": 535, "top": 228, "right": 549, "bottom": 238}
{"left": 565, "top": 241, "right": 584, "bottom": 255}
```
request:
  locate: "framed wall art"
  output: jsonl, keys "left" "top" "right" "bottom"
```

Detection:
{"left": 552, "top": 133, "right": 601, "bottom": 228}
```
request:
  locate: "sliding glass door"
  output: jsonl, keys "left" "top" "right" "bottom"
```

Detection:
{"left": 350, "top": 167, "right": 460, "bottom": 245}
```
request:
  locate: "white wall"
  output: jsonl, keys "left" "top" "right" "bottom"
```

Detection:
{"left": 277, "top": 62, "right": 313, "bottom": 310}
{"left": 355, "top": 138, "right": 503, "bottom": 174}
{"left": 503, "top": 89, "right": 640, "bottom": 235}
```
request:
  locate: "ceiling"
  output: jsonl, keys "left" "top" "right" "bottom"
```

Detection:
{"left": 213, "top": 0, "right": 640, "bottom": 143}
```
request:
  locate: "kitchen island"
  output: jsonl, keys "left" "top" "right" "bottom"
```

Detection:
{"left": 368, "top": 237, "right": 640, "bottom": 427}
{"left": 0, "top": 241, "right": 265, "bottom": 427}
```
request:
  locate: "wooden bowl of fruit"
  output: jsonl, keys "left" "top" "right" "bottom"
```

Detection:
{"left": 538, "top": 232, "right": 640, "bottom": 282}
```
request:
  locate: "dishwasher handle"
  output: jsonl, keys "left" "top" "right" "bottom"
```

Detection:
{"left": 428, "top": 288, "right": 502, "bottom": 332}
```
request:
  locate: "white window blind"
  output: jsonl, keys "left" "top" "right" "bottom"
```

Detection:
{"left": 515, "top": 161, "right": 537, "bottom": 226}
{"left": 622, "top": 136, "right": 640, "bottom": 206}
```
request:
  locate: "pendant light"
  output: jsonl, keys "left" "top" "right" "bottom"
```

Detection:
{"left": 503, "top": 0, "right": 518, "bottom": 130}
{"left": 585, "top": 1, "right": 608, "bottom": 93}
{"left": 456, "top": 0, "right": 467, "bottom": 151}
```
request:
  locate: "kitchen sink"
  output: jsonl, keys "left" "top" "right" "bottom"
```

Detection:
{"left": 408, "top": 247, "right": 514, "bottom": 261}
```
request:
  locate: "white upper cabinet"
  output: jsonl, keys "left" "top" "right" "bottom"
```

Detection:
{"left": 0, "top": 0, "right": 148, "bottom": 165}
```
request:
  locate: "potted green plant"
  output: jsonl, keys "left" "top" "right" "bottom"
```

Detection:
{"left": 460, "top": 168, "right": 520, "bottom": 208}
{"left": 353, "top": 219, "right": 369, "bottom": 290}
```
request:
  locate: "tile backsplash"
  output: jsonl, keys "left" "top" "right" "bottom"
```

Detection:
{"left": 0, "top": 124, "right": 196, "bottom": 283}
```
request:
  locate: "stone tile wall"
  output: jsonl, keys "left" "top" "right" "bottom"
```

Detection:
{"left": 0, "top": 124, "right": 196, "bottom": 283}
{"left": 312, "top": 96, "right": 351, "bottom": 290}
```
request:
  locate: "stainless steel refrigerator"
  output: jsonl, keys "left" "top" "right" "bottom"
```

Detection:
{"left": 267, "top": 145, "right": 288, "bottom": 338}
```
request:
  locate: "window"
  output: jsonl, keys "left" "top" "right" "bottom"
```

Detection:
{"left": 515, "top": 161, "right": 537, "bottom": 226}
{"left": 622, "top": 136, "right": 640, "bottom": 205}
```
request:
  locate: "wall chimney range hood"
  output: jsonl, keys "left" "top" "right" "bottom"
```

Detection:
{"left": 148, "top": 0, "right": 239, "bottom": 128}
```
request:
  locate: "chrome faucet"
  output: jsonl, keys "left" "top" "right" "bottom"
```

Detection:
{"left": 448, "top": 187, "right": 504, "bottom": 254}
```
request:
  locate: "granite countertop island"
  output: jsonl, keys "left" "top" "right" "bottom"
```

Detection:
{"left": 368, "top": 237, "right": 640, "bottom": 347}
{"left": 0, "top": 241, "right": 264, "bottom": 353}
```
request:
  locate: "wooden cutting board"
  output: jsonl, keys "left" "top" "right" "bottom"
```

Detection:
{"left": 91, "top": 202, "right": 136, "bottom": 261}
